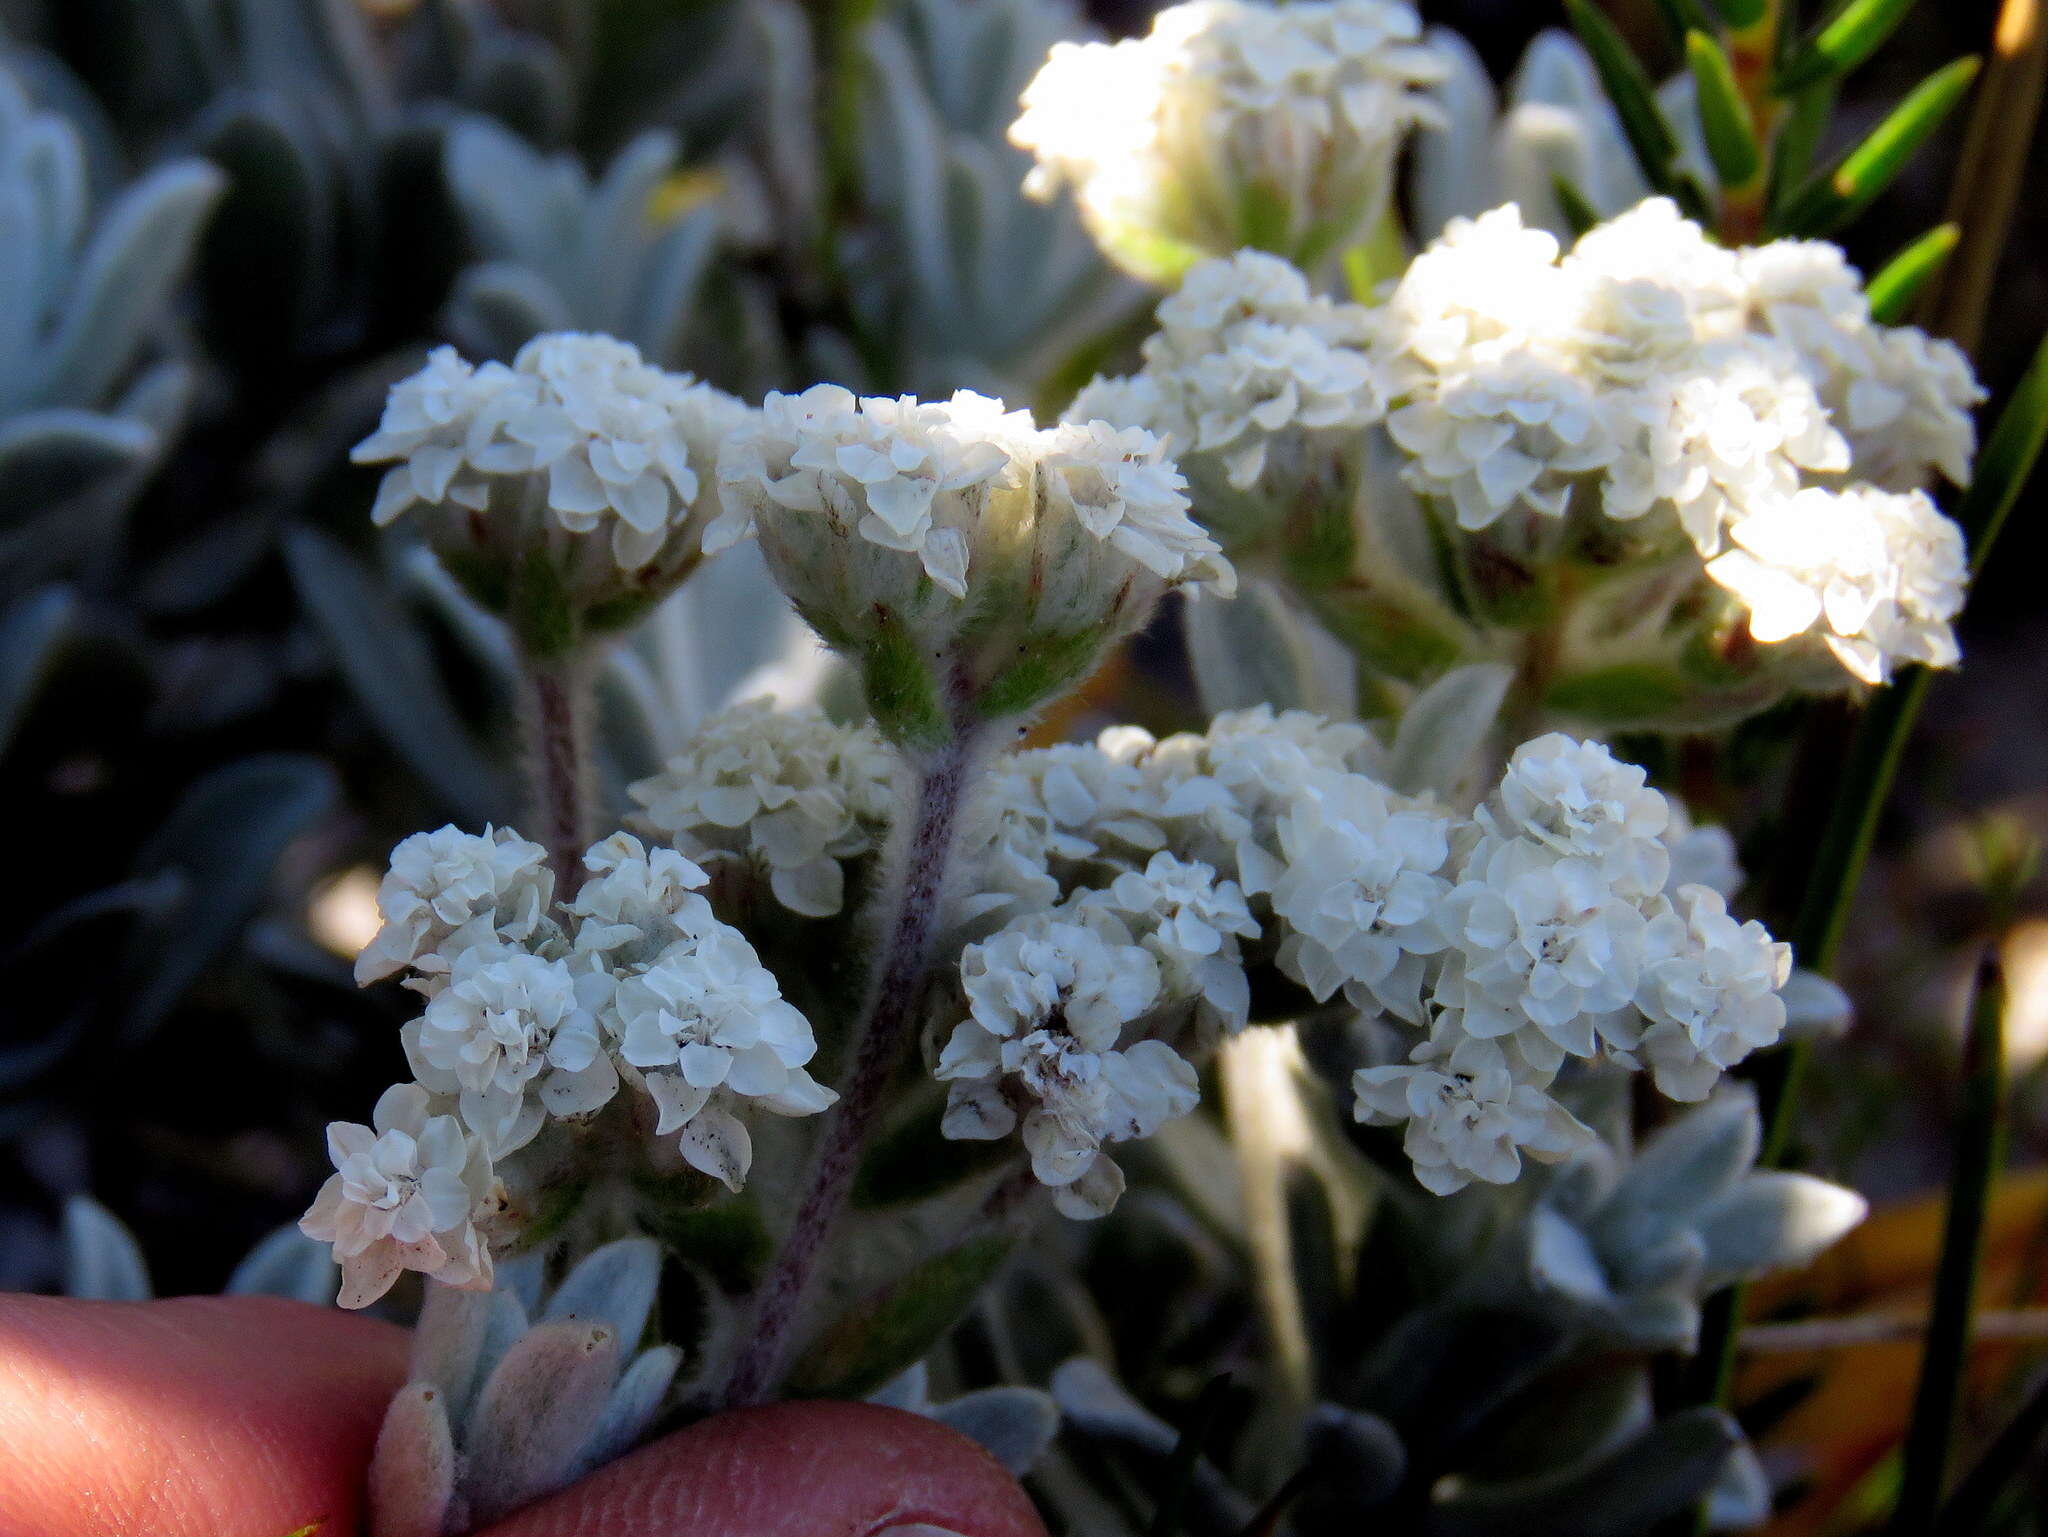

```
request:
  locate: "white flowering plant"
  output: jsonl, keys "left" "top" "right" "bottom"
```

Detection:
{"left": 11, "top": 1, "right": 2048, "bottom": 1535}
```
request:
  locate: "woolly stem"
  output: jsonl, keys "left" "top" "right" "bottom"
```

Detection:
{"left": 519, "top": 649, "right": 596, "bottom": 901}
{"left": 721, "top": 717, "right": 986, "bottom": 1407}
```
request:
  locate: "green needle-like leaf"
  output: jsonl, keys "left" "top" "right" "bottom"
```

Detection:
{"left": 1551, "top": 175, "right": 1603, "bottom": 238}
{"left": 1775, "top": 0, "right": 1920, "bottom": 94}
{"left": 1148, "top": 1374, "right": 1233, "bottom": 1537}
{"left": 1647, "top": 0, "right": 1719, "bottom": 45}
{"left": 1565, "top": 0, "right": 1682, "bottom": 193}
{"left": 1891, "top": 952, "right": 2008, "bottom": 1534}
{"left": 1776, "top": 57, "right": 1981, "bottom": 236}
{"left": 1866, "top": 223, "right": 1960, "bottom": 324}
{"left": 1687, "top": 30, "right": 1763, "bottom": 188}
{"left": 1955, "top": 327, "right": 2048, "bottom": 567}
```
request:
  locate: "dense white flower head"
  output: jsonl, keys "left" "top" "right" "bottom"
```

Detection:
{"left": 1033, "top": 419, "right": 1236, "bottom": 594}
{"left": 1354, "top": 1032, "right": 1590, "bottom": 1195}
{"left": 1737, "top": 240, "right": 1983, "bottom": 492}
{"left": 1087, "top": 852, "right": 1260, "bottom": 1032}
{"left": 957, "top": 910, "right": 1164, "bottom": 1051}
{"left": 1490, "top": 733, "right": 1669, "bottom": 897}
{"left": 962, "top": 744, "right": 1167, "bottom": 919}
{"left": 713, "top": 384, "right": 1231, "bottom": 730}
{"left": 1634, "top": 885, "right": 1791, "bottom": 1100}
{"left": 608, "top": 926, "right": 835, "bottom": 1189}
{"left": 938, "top": 909, "right": 1195, "bottom": 1217}
{"left": 1434, "top": 837, "right": 1650, "bottom": 1065}
{"left": 1011, "top": 0, "right": 1449, "bottom": 281}
{"left": 1662, "top": 800, "right": 1743, "bottom": 901}
{"left": 628, "top": 702, "right": 897, "bottom": 918}
{"left": 1707, "top": 485, "right": 1967, "bottom": 684}
{"left": 566, "top": 833, "right": 718, "bottom": 968}
{"left": 1267, "top": 771, "right": 1454, "bottom": 1022}
{"left": 1600, "top": 336, "right": 1850, "bottom": 554}
{"left": 1109, "top": 250, "right": 1384, "bottom": 495}
{"left": 354, "top": 825, "right": 555, "bottom": 988}
{"left": 353, "top": 335, "right": 746, "bottom": 572}
{"left": 404, "top": 950, "right": 618, "bottom": 1157}
{"left": 301, "top": 1083, "right": 501, "bottom": 1308}
{"left": 711, "top": 384, "right": 1022, "bottom": 600}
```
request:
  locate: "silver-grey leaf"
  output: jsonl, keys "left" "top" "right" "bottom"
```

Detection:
{"left": 61, "top": 1195, "right": 153, "bottom": 1301}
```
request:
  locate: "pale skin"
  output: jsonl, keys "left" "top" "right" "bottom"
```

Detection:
{"left": 0, "top": 1295, "right": 1048, "bottom": 1537}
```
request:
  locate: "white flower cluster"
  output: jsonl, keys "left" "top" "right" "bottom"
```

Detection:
{"left": 934, "top": 710, "right": 1792, "bottom": 1201}
{"left": 1078, "top": 200, "right": 1979, "bottom": 686}
{"left": 936, "top": 904, "right": 1205, "bottom": 1219}
{"left": 1364, "top": 734, "right": 1789, "bottom": 1191}
{"left": 1010, "top": 0, "right": 1448, "bottom": 281}
{"left": 711, "top": 383, "right": 1232, "bottom": 618}
{"left": 353, "top": 334, "right": 748, "bottom": 574}
{"left": 1069, "top": 250, "right": 1382, "bottom": 505}
{"left": 627, "top": 700, "right": 898, "bottom": 918}
{"left": 1379, "top": 202, "right": 1975, "bottom": 681}
{"left": 305, "top": 826, "right": 834, "bottom": 1305}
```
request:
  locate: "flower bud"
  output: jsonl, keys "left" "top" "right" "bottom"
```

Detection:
{"left": 353, "top": 333, "right": 749, "bottom": 656}
{"left": 712, "top": 384, "right": 1233, "bottom": 747}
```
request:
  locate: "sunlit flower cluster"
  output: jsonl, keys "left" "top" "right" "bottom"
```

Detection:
{"left": 1077, "top": 198, "right": 1980, "bottom": 688}
{"left": 1010, "top": 0, "right": 1449, "bottom": 282}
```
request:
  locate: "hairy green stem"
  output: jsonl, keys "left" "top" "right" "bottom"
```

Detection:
{"left": 721, "top": 718, "right": 985, "bottom": 1407}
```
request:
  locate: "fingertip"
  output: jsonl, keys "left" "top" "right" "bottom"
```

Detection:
{"left": 0, "top": 1293, "right": 409, "bottom": 1537}
{"left": 481, "top": 1400, "right": 1048, "bottom": 1537}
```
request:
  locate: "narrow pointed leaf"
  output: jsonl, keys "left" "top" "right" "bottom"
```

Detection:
{"left": 463, "top": 1320, "right": 620, "bottom": 1525}
{"left": 1387, "top": 663, "right": 1512, "bottom": 797}
{"left": 282, "top": 527, "right": 509, "bottom": 825}
{"left": 125, "top": 754, "right": 338, "bottom": 1039}
{"left": 1776, "top": 0, "right": 1920, "bottom": 94}
{"left": 543, "top": 1236, "right": 662, "bottom": 1353}
{"left": 1892, "top": 952, "right": 2007, "bottom": 1532}
{"left": 367, "top": 1382, "right": 458, "bottom": 1537}
{"left": 0, "top": 585, "right": 75, "bottom": 755}
{"left": 1867, "top": 223, "right": 1960, "bottom": 323}
{"left": 62, "top": 1196, "right": 152, "bottom": 1300}
{"left": 1955, "top": 328, "right": 2048, "bottom": 571}
{"left": 1551, "top": 175, "right": 1602, "bottom": 239}
{"left": 1777, "top": 57, "right": 1981, "bottom": 236}
{"left": 932, "top": 1386, "right": 1061, "bottom": 1476}
{"left": 1687, "top": 31, "right": 1762, "bottom": 187}
{"left": 37, "top": 160, "right": 225, "bottom": 408}
{"left": 575, "top": 1343, "right": 683, "bottom": 1476}
{"left": 1564, "top": 0, "right": 1681, "bottom": 192}
{"left": 223, "top": 1223, "right": 339, "bottom": 1305}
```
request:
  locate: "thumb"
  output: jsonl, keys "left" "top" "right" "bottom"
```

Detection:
{"left": 480, "top": 1400, "right": 1048, "bottom": 1537}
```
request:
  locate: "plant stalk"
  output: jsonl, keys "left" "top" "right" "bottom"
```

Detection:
{"left": 1924, "top": 0, "right": 2045, "bottom": 354}
{"left": 1891, "top": 950, "right": 2009, "bottom": 1532}
{"left": 520, "top": 648, "right": 597, "bottom": 901}
{"left": 721, "top": 719, "right": 984, "bottom": 1407}
{"left": 1219, "top": 1028, "right": 1317, "bottom": 1490}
